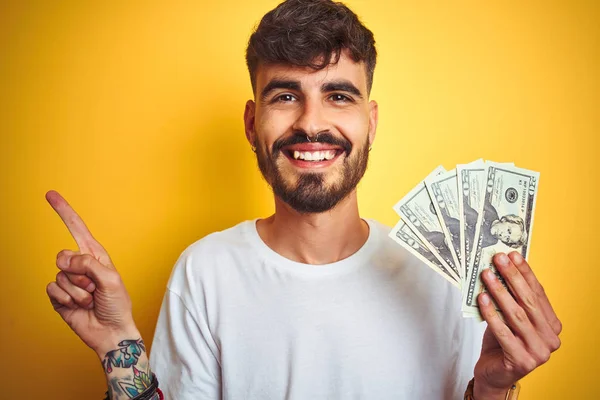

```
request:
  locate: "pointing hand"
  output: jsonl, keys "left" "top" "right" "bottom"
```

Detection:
{"left": 45, "top": 190, "right": 140, "bottom": 357}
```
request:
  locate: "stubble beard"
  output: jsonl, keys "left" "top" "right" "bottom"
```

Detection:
{"left": 255, "top": 136, "right": 370, "bottom": 214}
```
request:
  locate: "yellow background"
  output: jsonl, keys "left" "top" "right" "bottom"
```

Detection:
{"left": 1, "top": 1, "right": 598, "bottom": 398}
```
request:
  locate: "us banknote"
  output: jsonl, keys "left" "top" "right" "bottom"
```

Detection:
{"left": 456, "top": 160, "right": 486, "bottom": 286}
{"left": 393, "top": 166, "right": 461, "bottom": 283}
{"left": 462, "top": 163, "right": 540, "bottom": 317}
{"left": 389, "top": 220, "right": 459, "bottom": 287}
{"left": 425, "top": 169, "right": 462, "bottom": 280}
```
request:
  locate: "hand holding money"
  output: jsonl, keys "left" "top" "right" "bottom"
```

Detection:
{"left": 45, "top": 190, "right": 141, "bottom": 359}
{"left": 473, "top": 252, "right": 562, "bottom": 399}
{"left": 389, "top": 160, "right": 561, "bottom": 396}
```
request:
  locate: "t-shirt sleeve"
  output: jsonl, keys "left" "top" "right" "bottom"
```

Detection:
{"left": 149, "top": 288, "right": 222, "bottom": 400}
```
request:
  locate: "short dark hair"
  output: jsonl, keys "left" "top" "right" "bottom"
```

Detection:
{"left": 245, "top": 0, "right": 377, "bottom": 95}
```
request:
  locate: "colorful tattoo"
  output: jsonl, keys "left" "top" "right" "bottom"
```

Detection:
{"left": 102, "top": 339, "right": 146, "bottom": 373}
{"left": 102, "top": 338, "right": 156, "bottom": 400}
{"left": 117, "top": 366, "right": 153, "bottom": 398}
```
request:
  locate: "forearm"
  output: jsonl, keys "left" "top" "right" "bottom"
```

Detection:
{"left": 97, "top": 334, "right": 160, "bottom": 400}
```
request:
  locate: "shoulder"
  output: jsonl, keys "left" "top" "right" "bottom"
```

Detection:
{"left": 180, "top": 220, "right": 253, "bottom": 260}
{"left": 166, "top": 220, "right": 256, "bottom": 294}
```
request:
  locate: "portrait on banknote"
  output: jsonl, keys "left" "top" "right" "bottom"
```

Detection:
{"left": 480, "top": 202, "right": 528, "bottom": 249}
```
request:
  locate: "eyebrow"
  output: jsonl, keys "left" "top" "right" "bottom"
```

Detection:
{"left": 259, "top": 78, "right": 364, "bottom": 101}
{"left": 321, "top": 80, "right": 363, "bottom": 99}
{"left": 260, "top": 79, "right": 301, "bottom": 101}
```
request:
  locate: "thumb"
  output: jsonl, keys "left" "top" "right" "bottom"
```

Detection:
{"left": 58, "top": 253, "right": 116, "bottom": 290}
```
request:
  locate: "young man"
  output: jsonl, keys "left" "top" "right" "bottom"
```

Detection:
{"left": 45, "top": 0, "right": 561, "bottom": 399}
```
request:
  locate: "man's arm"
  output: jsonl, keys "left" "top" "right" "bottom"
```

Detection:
{"left": 44, "top": 191, "right": 163, "bottom": 399}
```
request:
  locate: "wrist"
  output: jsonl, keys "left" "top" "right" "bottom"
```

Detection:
{"left": 94, "top": 326, "right": 143, "bottom": 361}
{"left": 473, "top": 379, "right": 512, "bottom": 400}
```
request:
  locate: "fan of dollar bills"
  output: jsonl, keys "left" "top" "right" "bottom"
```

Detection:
{"left": 388, "top": 160, "right": 540, "bottom": 320}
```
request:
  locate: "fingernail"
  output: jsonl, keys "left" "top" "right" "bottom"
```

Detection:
{"left": 511, "top": 252, "right": 524, "bottom": 265}
{"left": 483, "top": 268, "right": 496, "bottom": 280}
{"left": 86, "top": 282, "right": 96, "bottom": 292}
{"left": 496, "top": 253, "right": 509, "bottom": 267}
{"left": 60, "top": 255, "right": 72, "bottom": 270}
{"left": 480, "top": 293, "right": 490, "bottom": 305}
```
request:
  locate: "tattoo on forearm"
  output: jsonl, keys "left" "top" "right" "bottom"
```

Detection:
{"left": 102, "top": 339, "right": 146, "bottom": 373}
{"left": 102, "top": 339, "right": 155, "bottom": 399}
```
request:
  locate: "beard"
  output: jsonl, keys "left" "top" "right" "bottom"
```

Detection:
{"left": 255, "top": 132, "right": 370, "bottom": 214}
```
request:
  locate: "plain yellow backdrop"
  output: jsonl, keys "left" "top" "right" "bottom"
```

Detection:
{"left": 1, "top": 1, "right": 598, "bottom": 398}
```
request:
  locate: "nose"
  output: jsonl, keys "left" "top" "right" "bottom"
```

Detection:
{"left": 292, "top": 98, "right": 331, "bottom": 139}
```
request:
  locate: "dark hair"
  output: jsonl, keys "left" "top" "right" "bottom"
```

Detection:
{"left": 245, "top": 0, "right": 377, "bottom": 95}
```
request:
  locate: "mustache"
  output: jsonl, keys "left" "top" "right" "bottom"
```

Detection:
{"left": 272, "top": 132, "right": 353, "bottom": 157}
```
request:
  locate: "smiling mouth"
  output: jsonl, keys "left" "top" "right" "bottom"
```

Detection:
{"left": 289, "top": 149, "right": 340, "bottom": 161}
{"left": 282, "top": 146, "right": 345, "bottom": 167}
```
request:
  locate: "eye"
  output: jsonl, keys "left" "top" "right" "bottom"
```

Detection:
{"left": 274, "top": 94, "right": 297, "bottom": 103}
{"left": 329, "top": 93, "right": 353, "bottom": 103}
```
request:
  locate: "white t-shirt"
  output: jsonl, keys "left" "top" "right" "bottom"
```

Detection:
{"left": 150, "top": 219, "right": 485, "bottom": 399}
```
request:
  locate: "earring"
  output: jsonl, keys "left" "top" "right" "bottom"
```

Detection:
{"left": 369, "top": 145, "right": 373, "bottom": 152}
{"left": 251, "top": 145, "right": 256, "bottom": 153}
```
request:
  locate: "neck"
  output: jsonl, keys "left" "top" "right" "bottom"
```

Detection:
{"left": 256, "top": 191, "right": 369, "bottom": 265}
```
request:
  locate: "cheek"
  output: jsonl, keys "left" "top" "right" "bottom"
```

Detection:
{"left": 256, "top": 110, "right": 296, "bottom": 143}
{"left": 335, "top": 110, "right": 369, "bottom": 143}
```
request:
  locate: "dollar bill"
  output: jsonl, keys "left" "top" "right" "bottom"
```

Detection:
{"left": 393, "top": 166, "right": 461, "bottom": 283}
{"left": 425, "top": 169, "right": 462, "bottom": 280}
{"left": 389, "top": 220, "right": 459, "bottom": 288}
{"left": 457, "top": 159, "right": 486, "bottom": 287}
{"left": 462, "top": 163, "right": 540, "bottom": 317}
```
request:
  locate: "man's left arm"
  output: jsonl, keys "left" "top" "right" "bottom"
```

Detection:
{"left": 471, "top": 251, "right": 562, "bottom": 399}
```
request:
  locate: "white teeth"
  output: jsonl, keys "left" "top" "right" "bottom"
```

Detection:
{"left": 293, "top": 150, "right": 338, "bottom": 161}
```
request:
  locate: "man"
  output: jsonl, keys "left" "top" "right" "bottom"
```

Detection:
{"left": 45, "top": 0, "right": 561, "bottom": 399}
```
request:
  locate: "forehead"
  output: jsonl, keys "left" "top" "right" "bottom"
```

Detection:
{"left": 255, "top": 51, "right": 367, "bottom": 93}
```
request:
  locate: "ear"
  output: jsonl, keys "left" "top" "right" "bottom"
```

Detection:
{"left": 244, "top": 100, "right": 256, "bottom": 147}
{"left": 367, "top": 100, "right": 379, "bottom": 147}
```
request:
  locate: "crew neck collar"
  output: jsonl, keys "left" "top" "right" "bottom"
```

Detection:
{"left": 243, "top": 218, "right": 379, "bottom": 277}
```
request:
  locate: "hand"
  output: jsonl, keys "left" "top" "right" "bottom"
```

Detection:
{"left": 473, "top": 252, "right": 562, "bottom": 399}
{"left": 45, "top": 190, "right": 140, "bottom": 358}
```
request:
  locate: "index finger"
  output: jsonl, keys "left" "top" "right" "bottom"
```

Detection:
{"left": 45, "top": 190, "right": 98, "bottom": 254}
